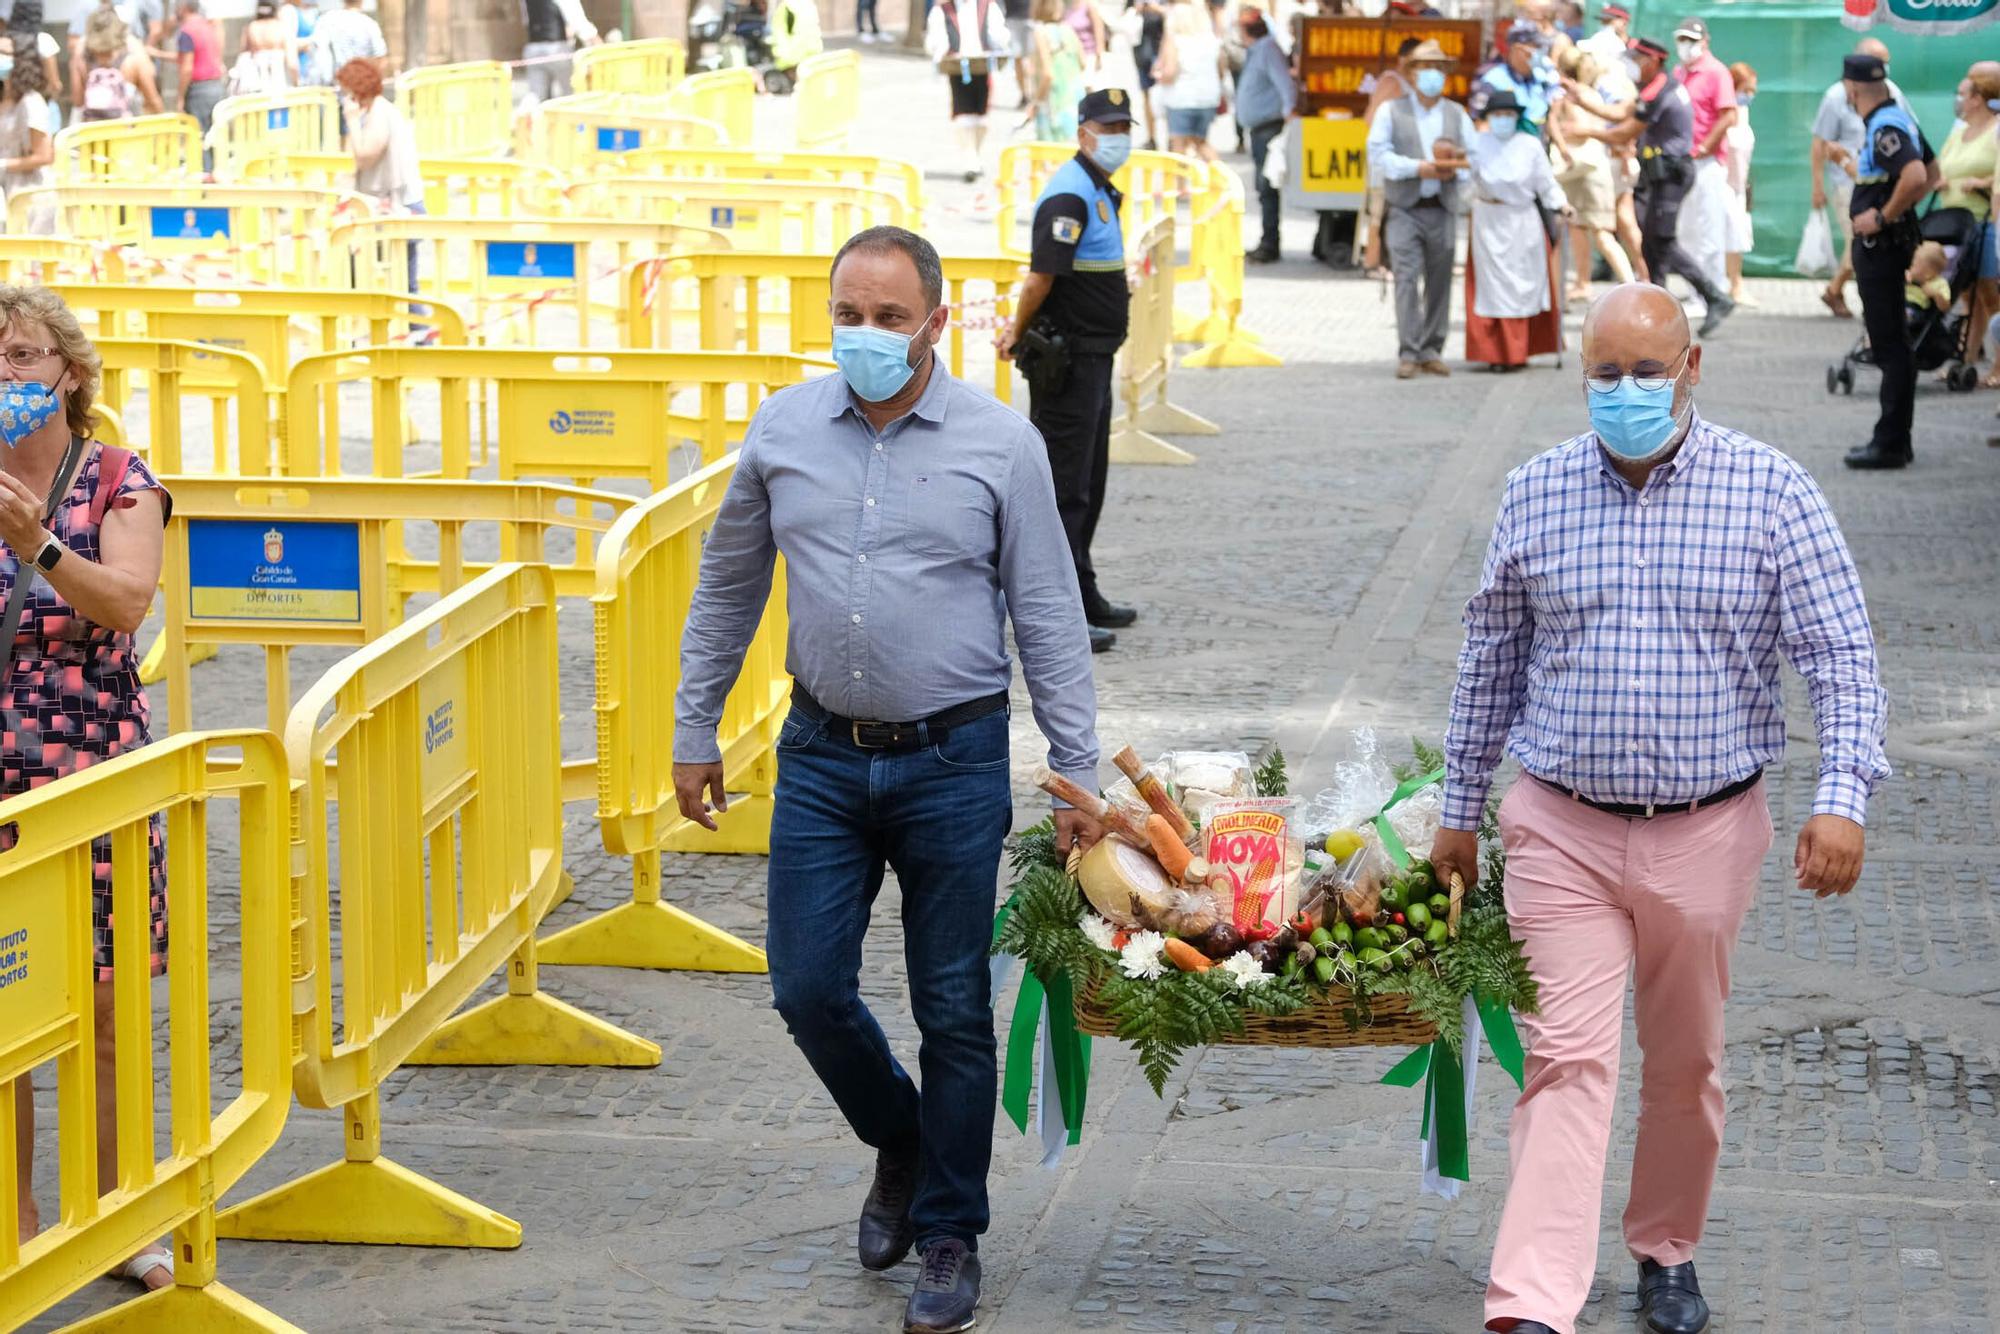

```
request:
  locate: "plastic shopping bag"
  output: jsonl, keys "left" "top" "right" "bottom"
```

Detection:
{"left": 1794, "top": 210, "right": 1836, "bottom": 278}
{"left": 1262, "top": 139, "right": 1288, "bottom": 191}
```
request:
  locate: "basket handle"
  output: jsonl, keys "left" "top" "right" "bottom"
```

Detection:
{"left": 1446, "top": 870, "right": 1465, "bottom": 938}
{"left": 1066, "top": 845, "right": 1084, "bottom": 878}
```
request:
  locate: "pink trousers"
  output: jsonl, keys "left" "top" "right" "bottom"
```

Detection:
{"left": 1483, "top": 775, "right": 1773, "bottom": 1334}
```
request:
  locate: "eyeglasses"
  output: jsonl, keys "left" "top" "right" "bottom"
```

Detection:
{"left": 0, "top": 346, "right": 60, "bottom": 370}
{"left": 1584, "top": 346, "right": 1689, "bottom": 393}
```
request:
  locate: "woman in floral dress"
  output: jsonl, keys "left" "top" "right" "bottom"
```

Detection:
{"left": 0, "top": 285, "right": 174, "bottom": 1291}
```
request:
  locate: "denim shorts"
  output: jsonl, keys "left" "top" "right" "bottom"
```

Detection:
{"left": 1166, "top": 107, "right": 1215, "bottom": 140}
{"left": 1983, "top": 221, "right": 1999, "bottom": 282}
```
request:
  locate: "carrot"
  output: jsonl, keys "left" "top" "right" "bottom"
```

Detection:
{"left": 1162, "top": 937, "right": 1212, "bottom": 971}
{"left": 1145, "top": 813, "right": 1195, "bottom": 881}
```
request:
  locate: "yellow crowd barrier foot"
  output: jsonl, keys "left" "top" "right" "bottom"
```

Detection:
{"left": 1172, "top": 308, "right": 1203, "bottom": 344}
{"left": 547, "top": 870, "right": 577, "bottom": 913}
{"left": 137, "top": 634, "right": 216, "bottom": 686}
{"left": 660, "top": 793, "right": 774, "bottom": 854}
{"left": 1109, "top": 428, "right": 1199, "bottom": 466}
{"left": 539, "top": 899, "right": 770, "bottom": 973}
{"left": 1182, "top": 335, "right": 1284, "bottom": 370}
{"left": 56, "top": 1281, "right": 305, "bottom": 1333}
{"left": 404, "top": 990, "right": 663, "bottom": 1067}
{"left": 216, "top": 1156, "right": 524, "bottom": 1249}
{"left": 1137, "top": 400, "right": 1221, "bottom": 437}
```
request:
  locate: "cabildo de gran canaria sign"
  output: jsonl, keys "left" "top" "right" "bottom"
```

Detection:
{"left": 1844, "top": 0, "right": 1999, "bottom": 35}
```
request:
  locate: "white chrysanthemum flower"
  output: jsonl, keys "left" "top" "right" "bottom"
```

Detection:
{"left": 1218, "top": 951, "right": 1271, "bottom": 989}
{"left": 1118, "top": 930, "right": 1167, "bottom": 980}
{"left": 1078, "top": 912, "right": 1119, "bottom": 952}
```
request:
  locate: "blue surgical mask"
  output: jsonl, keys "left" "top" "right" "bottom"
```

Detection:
{"left": 0, "top": 381, "right": 59, "bottom": 447}
{"left": 1414, "top": 68, "right": 1446, "bottom": 99}
{"left": 1087, "top": 132, "right": 1132, "bottom": 175}
{"left": 1738, "top": 91, "right": 1754, "bottom": 106}
{"left": 1587, "top": 359, "right": 1692, "bottom": 463}
{"left": 1489, "top": 113, "right": 1520, "bottom": 139}
{"left": 0, "top": 57, "right": 14, "bottom": 81}
{"left": 831, "top": 320, "right": 930, "bottom": 403}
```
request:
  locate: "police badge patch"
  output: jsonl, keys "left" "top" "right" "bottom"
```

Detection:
{"left": 1097, "top": 199, "right": 1112, "bottom": 223}
{"left": 1052, "top": 216, "right": 1082, "bottom": 244}
{"left": 1875, "top": 128, "right": 1902, "bottom": 158}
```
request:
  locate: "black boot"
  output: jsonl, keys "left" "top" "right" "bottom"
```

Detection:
{"left": 904, "top": 1239, "right": 980, "bottom": 1333}
{"left": 1637, "top": 1258, "right": 1710, "bottom": 1334}
{"left": 1089, "top": 625, "right": 1116, "bottom": 652}
{"left": 1084, "top": 598, "right": 1137, "bottom": 629}
{"left": 856, "top": 1149, "right": 918, "bottom": 1271}
{"left": 1844, "top": 441, "right": 1912, "bottom": 469}
{"left": 1696, "top": 291, "right": 1736, "bottom": 338}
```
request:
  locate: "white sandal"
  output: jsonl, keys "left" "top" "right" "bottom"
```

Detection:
{"left": 114, "top": 1246, "right": 173, "bottom": 1287}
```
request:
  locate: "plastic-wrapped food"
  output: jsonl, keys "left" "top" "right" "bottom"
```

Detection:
{"left": 1161, "top": 750, "right": 1253, "bottom": 826}
{"left": 1202, "top": 796, "right": 1304, "bottom": 940}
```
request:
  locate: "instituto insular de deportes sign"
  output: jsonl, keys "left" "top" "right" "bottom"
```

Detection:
{"left": 1844, "top": 0, "right": 1999, "bottom": 36}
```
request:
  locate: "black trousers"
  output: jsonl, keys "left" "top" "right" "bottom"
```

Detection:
{"left": 1028, "top": 350, "right": 1115, "bottom": 609}
{"left": 1854, "top": 228, "right": 1919, "bottom": 455}
{"left": 1636, "top": 175, "right": 1724, "bottom": 306}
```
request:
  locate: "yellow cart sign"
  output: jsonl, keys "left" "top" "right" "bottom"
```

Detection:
{"left": 1284, "top": 116, "right": 1371, "bottom": 212}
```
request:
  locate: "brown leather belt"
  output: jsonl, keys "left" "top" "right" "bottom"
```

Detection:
{"left": 791, "top": 687, "right": 1009, "bottom": 753}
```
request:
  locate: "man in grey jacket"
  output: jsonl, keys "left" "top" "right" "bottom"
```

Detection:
{"left": 1233, "top": 6, "right": 1296, "bottom": 263}
{"left": 1366, "top": 39, "right": 1471, "bottom": 379}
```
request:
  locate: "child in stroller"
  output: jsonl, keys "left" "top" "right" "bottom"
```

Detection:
{"left": 1829, "top": 212, "right": 1985, "bottom": 395}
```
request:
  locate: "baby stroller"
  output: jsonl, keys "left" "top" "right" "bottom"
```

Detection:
{"left": 1827, "top": 207, "right": 1984, "bottom": 396}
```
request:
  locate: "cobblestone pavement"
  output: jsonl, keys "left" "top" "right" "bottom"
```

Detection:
{"left": 26, "top": 47, "right": 2000, "bottom": 1334}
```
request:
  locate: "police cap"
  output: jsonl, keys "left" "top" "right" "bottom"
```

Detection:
{"left": 1077, "top": 88, "right": 1135, "bottom": 127}
{"left": 1843, "top": 53, "right": 1888, "bottom": 83}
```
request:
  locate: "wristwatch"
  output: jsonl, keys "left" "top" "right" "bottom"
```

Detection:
{"left": 32, "top": 533, "right": 63, "bottom": 573}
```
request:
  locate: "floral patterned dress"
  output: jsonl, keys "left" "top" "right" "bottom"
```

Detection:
{"left": 0, "top": 444, "right": 172, "bottom": 979}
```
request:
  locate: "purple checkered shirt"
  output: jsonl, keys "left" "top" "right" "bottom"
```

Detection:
{"left": 1442, "top": 413, "right": 1889, "bottom": 830}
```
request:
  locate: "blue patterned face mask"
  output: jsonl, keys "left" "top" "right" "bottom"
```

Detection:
{"left": 0, "top": 381, "right": 59, "bottom": 447}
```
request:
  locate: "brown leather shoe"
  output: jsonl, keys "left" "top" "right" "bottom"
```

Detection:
{"left": 1820, "top": 288, "right": 1852, "bottom": 319}
{"left": 1397, "top": 360, "right": 1419, "bottom": 379}
{"left": 1420, "top": 359, "right": 1451, "bottom": 377}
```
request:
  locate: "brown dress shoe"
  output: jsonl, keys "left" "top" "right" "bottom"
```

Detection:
{"left": 1397, "top": 360, "right": 1418, "bottom": 379}
{"left": 1420, "top": 359, "right": 1451, "bottom": 377}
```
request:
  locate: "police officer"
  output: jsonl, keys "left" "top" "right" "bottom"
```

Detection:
{"left": 1590, "top": 35, "right": 1736, "bottom": 337}
{"left": 1842, "top": 51, "right": 1935, "bottom": 471}
{"left": 997, "top": 88, "right": 1136, "bottom": 653}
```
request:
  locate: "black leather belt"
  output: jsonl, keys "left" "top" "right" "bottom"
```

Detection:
{"left": 791, "top": 687, "right": 1008, "bottom": 752}
{"left": 1536, "top": 770, "right": 1762, "bottom": 819}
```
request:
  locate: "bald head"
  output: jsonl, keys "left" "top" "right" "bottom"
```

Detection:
{"left": 1855, "top": 37, "right": 1890, "bottom": 61}
{"left": 1582, "top": 283, "right": 1691, "bottom": 365}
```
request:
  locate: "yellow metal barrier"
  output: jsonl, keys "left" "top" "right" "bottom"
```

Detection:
{"left": 571, "top": 176, "right": 908, "bottom": 252}
{"left": 1178, "top": 165, "right": 1281, "bottom": 368}
{"left": 286, "top": 345, "right": 819, "bottom": 483}
{"left": 1112, "top": 217, "right": 1214, "bottom": 464}
{"left": 230, "top": 149, "right": 562, "bottom": 216}
{"left": 96, "top": 338, "right": 274, "bottom": 476}
{"left": 623, "top": 251, "right": 1023, "bottom": 402}
{"left": 793, "top": 50, "right": 861, "bottom": 151}
{"left": 215, "top": 147, "right": 348, "bottom": 188}
{"left": 666, "top": 68, "right": 755, "bottom": 147}
{"left": 0, "top": 730, "right": 296, "bottom": 1332}
{"left": 0, "top": 238, "right": 126, "bottom": 283}
{"left": 527, "top": 95, "right": 725, "bottom": 172}
{"left": 573, "top": 37, "right": 687, "bottom": 93}
{"left": 608, "top": 144, "right": 925, "bottom": 215}
{"left": 539, "top": 456, "right": 774, "bottom": 971}
{"left": 216, "top": 563, "right": 657, "bottom": 1250}
{"left": 9, "top": 184, "right": 358, "bottom": 287}
{"left": 152, "top": 476, "right": 633, "bottom": 741}
{"left": 205, "top": 89, "right": 341, "bottom": 181}
{"left": 52, "top": 113, "right": 203, "bottom": 184}
{"left": 398, "top": 60, "right": 514, "bottom": 157}
{"left": 329, "top": 214, "right": 728, "bottom": 346}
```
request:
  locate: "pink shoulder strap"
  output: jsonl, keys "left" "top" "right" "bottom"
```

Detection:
{"left": 88, "top": 446, "right": 136, "bottom": 528}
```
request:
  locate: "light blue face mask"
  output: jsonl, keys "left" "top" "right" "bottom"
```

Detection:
{"left": 831, "top": 317, "right": 932, "bottom": 403}
{"left": 1087, "top": 131, "right": 1132, "bottom": 175}
{"left": 0, "top": 381, "right": 59, "bottom": 448}
{"left": 1489, "top": 113, "right": 1520, "bottom": 140}
{"left": 1587, "top": 353, "right": 1692, "bottom": 463}
{"left": 1414, "top": 67, "right": 1447, "bottom": 99}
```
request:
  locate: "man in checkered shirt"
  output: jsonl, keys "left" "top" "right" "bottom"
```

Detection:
{"left": 1433, "top": 283, "right": 1889, "bottom": 1334}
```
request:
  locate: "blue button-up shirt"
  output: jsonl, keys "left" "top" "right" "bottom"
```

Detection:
{"left": 1443, "top": 414, "right": 1889, "bottom": 829}
{"left": 674, "top": 363, "right": 1101, "bottom": 798}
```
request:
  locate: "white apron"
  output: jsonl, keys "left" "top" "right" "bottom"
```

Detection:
{"left": 1468, "top": 130, "right": 1566, "bottom": 320}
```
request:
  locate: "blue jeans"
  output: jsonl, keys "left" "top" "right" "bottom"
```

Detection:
{"left": 766, "top": 704, "right": 1012, "bottom": 1250}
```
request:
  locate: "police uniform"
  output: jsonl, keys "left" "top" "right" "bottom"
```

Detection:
{"left": 1846, "top": 55, "right": 1932, "bottom": 469}
{"left": 1629, "top": 39, "right": 1733, "bottom": 329}
{"left": 1026, "top": 90, "right": 1131, "bottom": 625}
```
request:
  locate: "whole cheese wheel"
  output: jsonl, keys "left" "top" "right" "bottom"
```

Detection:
{"left": 1077, "top": 837, "right": 1176, "bottom": 929}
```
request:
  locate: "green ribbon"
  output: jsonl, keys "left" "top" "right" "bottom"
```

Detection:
{"left": 1478, "top": 994, "right": 1526, "bottom": 1089}
{"left": 999, "top": 969, "right": 1092, "bottom": 1144}
{"left": 1372, "top": 766, "right": 1445, "bottom": 871}
{"left": 1001, "top": 968, "right": 1045, "bottom": 1133}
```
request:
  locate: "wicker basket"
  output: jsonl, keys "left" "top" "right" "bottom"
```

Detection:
{"left": 1068, "top": 862, "right": 1464, "bottom": 1051}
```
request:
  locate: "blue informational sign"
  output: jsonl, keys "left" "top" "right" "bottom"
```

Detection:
{"left": 709, "top": 206, "right": 735, "bottom": 229}
{"left": 151, "top": 206, "right": 231, "bottom": 240}
{"left": 596, "top": 127, "right": 641, "bottom": 152}
{"left": 485, "top": 241, "right": 576, "bottom": 280}
{"left": 268, "top": 108, "right": 290, "bottom": 130}
{"left": 187, "top": 519, "right": 362, "bottom": 623}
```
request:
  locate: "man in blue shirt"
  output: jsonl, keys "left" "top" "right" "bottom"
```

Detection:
{"left": 675, "top": 227, "right": 1101, "bottom": 1334}
{"left": 1232, "top": 5, "right": 1295, "bottom": 262}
